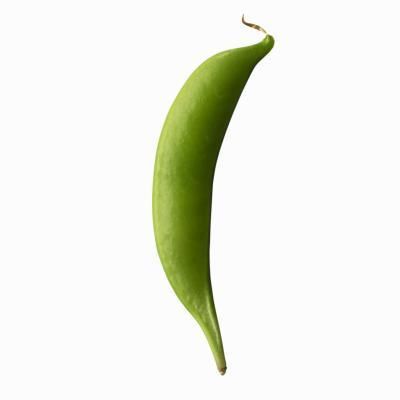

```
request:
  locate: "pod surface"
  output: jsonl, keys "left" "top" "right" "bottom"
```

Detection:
{"left": 153, "top": 34, "right": 274, "bottom": 374}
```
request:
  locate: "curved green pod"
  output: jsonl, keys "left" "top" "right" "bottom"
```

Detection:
{"left": 152, "top": 18, "right": 274, "bottom": 374}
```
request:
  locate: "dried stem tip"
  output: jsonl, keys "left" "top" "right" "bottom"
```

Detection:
{"left": 241, "top": 14, "right": 268, "bottom": 35}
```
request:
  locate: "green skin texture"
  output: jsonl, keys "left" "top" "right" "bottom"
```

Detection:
{"left": 153, "top": 34, "right": 274, "bottom": 374}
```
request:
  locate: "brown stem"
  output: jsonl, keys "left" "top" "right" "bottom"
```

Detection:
{"left": 241, "top": 14, "right": 267, "bottom": 35}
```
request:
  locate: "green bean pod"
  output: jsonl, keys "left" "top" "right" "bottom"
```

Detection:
{"left": 153, "top": 17, "right": 274, "bottom": 374}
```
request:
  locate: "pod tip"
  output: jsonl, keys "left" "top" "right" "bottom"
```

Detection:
{"left": 219, "top": 366, "right": 227, "bottom": 375}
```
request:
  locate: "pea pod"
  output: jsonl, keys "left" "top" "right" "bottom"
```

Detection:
{"left": 153, "top": 16, "right": 274, "bottom": 374}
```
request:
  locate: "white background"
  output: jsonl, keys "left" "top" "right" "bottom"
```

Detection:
{"left": 1, "top": 0, "right": 400, "bottom": 398}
